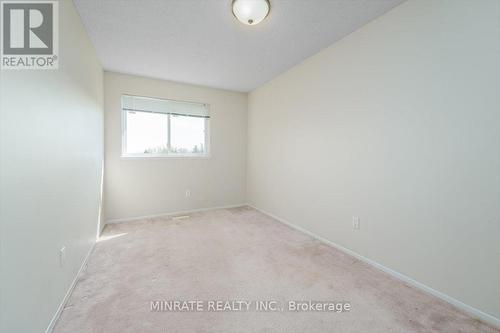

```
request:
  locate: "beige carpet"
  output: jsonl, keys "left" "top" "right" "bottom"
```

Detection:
{"left": 53, "top": 207, "right": 498, "bottom": 333}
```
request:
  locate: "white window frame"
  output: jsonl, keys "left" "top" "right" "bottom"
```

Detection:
{"left": 121, "top": 94, "right": 211, "bottom": 159}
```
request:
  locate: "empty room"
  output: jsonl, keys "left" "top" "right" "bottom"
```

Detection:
{"left": 1, "top": 0, "right": 499, "bottom": 332}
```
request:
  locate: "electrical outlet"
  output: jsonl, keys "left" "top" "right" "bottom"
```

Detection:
{"left": 352, "top": 217, "right": 360, "bottom": 230}
{"left": 59, "top": 246, "right": 66, "bottom": 267}
{"left": 185, "top": 189, "right": 191, "bottom": 198}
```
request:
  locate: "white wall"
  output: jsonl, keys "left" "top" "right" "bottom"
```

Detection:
{"left": 104, "top": 72, "right": 247, "bottom": 221}
{"left": 0, "top": 0, "right": 104, "bottom": 332}
{"left": 248, "top": 0, "right": 500, "bottom": 321}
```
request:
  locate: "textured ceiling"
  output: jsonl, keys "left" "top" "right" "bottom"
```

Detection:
{"left": 74, "top": 0, "right": 405, "bottom": 92}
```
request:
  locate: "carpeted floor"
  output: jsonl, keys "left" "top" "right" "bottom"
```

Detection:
{"left": 53, "top": 207, "right": 498, "bottom": 333}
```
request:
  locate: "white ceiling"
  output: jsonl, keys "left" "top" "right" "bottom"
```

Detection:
{"left": 74, "top": 0, "right": 404, "bottom": 92}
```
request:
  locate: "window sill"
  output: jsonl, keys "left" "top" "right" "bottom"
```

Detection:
{"left": 120, "top": 154, "right": 211, "bottom": 160}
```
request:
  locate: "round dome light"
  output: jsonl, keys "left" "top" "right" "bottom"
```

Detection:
{"left": 232, "top": 0, "right": 270, "bottom": 26}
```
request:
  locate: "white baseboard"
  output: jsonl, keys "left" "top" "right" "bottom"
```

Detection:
{"left": 105, "top": 204, "right": 247, "bottom": 224}
{"left": 248, "top": 204, "right": 500, "bottom": 329}
{"left": 45, "top": 242, "right": 96, "bottom": 333}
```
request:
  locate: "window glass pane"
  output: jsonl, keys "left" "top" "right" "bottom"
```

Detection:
{"left": 126, "top": 111, "right": 168, "bottom": 154}
{"left": 170, "top": 115, "right": 206, "bottom": 154}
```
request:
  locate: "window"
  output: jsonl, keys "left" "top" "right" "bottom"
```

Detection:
{"left": 122, "top": 95, "right": 210, "bottom": 157}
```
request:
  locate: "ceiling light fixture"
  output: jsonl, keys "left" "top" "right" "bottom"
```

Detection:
{"left": 232, "top": 0, "right": 270, "bottom": 26}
